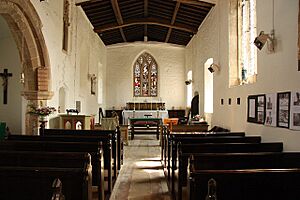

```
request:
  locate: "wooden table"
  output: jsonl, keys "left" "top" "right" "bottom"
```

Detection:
{"left": 129, "top": 118, "right": 162, "bottom": 140}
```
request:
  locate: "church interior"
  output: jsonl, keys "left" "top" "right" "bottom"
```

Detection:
{"left": 0, "top": 0, "right": 300, "bottom": 199}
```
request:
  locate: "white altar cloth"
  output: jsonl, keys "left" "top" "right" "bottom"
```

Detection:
{"left": 122, "top": 110, "right": 169, "bottom": 125}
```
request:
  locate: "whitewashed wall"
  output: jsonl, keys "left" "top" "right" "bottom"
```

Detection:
{"left": 186, "top": 0, "right": 300, "bottom": 151}
{"left": 31, "top": 0, "right": 107, "bottom": 123}
{"left": 0, "top": 17, "right": 23, "bottom": 134}
{"left": 106, "top": 43, "right": 186, "bottom": 111}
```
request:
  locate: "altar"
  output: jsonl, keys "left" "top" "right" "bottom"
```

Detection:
{"left": 122, "top": 110, "right": 169, "bottom": 125}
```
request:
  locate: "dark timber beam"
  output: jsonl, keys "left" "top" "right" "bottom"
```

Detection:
{"left": 94, "top": 18, "right": 197, "bottom": 34}
{"left": 110, "top": 0, "right": 127, "bottom": 42}
{"left": 173, "top": 0, "right": 214, "bottom": 7}
{"left": 75, "top": 0, "right": 102, "bottom": 6}
{"left": 165, "top": 2, "right": 180, "bottom": 42}
{"left": 144, "top": 0, "right": 148, "bottom": 39}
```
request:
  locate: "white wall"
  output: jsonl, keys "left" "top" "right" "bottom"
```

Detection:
{"left": 0, "top": 17, "right": 23, "bottom": 134}
{"left": 106, "top": 43, "right": 186, "bottom": 110}
{"left": 186, "top": 0, "right": 300, "bottom": 151}
{"left": 31, "top": 0, "right": 107, "bottom": 123}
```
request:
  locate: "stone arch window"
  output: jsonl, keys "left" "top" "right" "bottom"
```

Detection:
{"left": 133, "top": 52, "right": 158, "bottom": 97}
{"left": 229, "top": 0, "right": 257, "bottom": 86}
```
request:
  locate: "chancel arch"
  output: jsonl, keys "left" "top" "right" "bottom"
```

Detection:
{"left": 0, "top": 0, "right": 53, "bottom": 134}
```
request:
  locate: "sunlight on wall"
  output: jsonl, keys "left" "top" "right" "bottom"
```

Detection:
{"left": 204, "top": 58, "right": 214, "bottom": 113}
{"left": 187, "top": 70, "right": 193, "bottom": 107}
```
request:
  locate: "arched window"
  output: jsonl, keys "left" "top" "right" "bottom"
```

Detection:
{"left": 133, "top": 52, "right": 158, "bottom": 97}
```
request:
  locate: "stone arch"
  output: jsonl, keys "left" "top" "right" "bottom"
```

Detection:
{"left": 0, "top": 0, "right": 53, "bottom": 134}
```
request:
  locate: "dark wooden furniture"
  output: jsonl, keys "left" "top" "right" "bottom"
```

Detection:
{"left": 168, "top": 109, "right": 185, "bottom": 118}
{"left": 0, "top": 166, "right": 92, "bottom": 200}
{"left": 171, "top": 124, "right": 209, "bottom": 132}
{"left": 129, "top": 117, "right": 162, "bottom": 140}
{"left": 176, "top": 142, "right": 282, "bottom": 199}
{"left": 126, "top": 102, "right": 165, "bottom": 110}
{"left": 0, "top": 140, "right": 102, "bottom": 200}
{"left": 187, "top": 168, "right": 300, "bottom": 200}
{"left": 43, "top": 128, "right": 123, "bottom": 172}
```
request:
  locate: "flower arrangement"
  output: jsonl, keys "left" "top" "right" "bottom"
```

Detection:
{"left": 27, "top": 104, "right": 56, "bottom": 117}
{"left": 193, "top": 114, "right": 206, "bottom": 122}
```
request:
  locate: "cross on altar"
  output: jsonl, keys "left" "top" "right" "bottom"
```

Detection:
{"left": 0, "top": 68, "right": 13, "bottom": 104}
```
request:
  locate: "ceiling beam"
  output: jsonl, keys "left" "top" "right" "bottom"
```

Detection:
{"left": 144, "top": 0, "right": 148, "bottom": 38}
{"left": 94, "top": 18, "right": 198, "bottom": 34}
{"left": 110, "top": 0, "right": 126, "bottom": 42}
{"left": 165, "top": 2, "right": 180, "bottom": 42}
{"left": 75, "top": 0, "right": 102, "bottom": 6}
{"left": 173, "top": 0, "right": 214, "bottom": 7}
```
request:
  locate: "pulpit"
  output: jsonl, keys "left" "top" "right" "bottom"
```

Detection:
{"left": 59, "top": 114, "right": 94, "bottom": 130}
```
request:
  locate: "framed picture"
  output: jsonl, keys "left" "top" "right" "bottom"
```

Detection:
{"left": 265, "top": 93, "right": 277, "bottom": 127}
{"left": 290, "top": 91, "right": 300, "bottom": 130}
{"left": 247, "top": 94, "right": 265, "bottom": 124}
{"left": 277, "top": 92, "right": 291, "bottom": 128}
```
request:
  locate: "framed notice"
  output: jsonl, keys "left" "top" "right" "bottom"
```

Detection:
{"left": 247, "top": 95, "right": 265, "bottom": 124}
{"left": 265, "top": 93, "right": 277, "bottom": 127}
{"left": 277, "top": 92, "right": 291, "bottom": 128}
{"left": 290, "top": 91, "right": 300, "bottom": 130}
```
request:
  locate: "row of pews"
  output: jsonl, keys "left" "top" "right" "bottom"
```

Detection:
{"left": 161, "top": 126, "right": 300, "bottom": 200}
{"left": 0, "top": 128, "right": 123, "bottom": 200}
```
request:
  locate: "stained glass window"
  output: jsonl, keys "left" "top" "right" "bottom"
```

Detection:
{"left": 134, "top": 52, "right": 158, "bottom": 97}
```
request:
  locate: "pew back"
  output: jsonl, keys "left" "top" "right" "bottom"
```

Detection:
{"left": 188, "top": 168, "right": 300, "bottom": 200}
{"left": 0, "top": 166, "right": 92, "bottom": 200}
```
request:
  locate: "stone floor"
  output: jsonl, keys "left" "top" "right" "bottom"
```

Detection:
{"left": 110, "top": 135, "right": 172, "bottom": 200}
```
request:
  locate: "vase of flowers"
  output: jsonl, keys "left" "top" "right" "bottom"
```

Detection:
{"left": 27, "top": 103, "right": 56, "bottom": 135}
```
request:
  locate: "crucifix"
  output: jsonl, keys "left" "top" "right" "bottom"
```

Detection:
{"left": 0, "top": 68, "right": 13, "bottom": 104}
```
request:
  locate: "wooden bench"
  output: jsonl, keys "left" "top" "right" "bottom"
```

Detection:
{"left": 162, "top": 131, "right": 245, "bottom": 168}
{"left": 0, "top": 140, "right": 108, "bottom": 199}
{"left": 43, "top": 128, "right": 123, "bottom": 171}
{"left": 0, "top": 166, "right": 92, "bottom": 200}
{"left": 129, "top": 117, "right": 161, "bottom": 140}
{"left": 187, "top": 168, "right": 300, "bottom": 200}
{"left": 8, "top": 133, "right": 118, "bottom": 184}
{"left": 174, "top": 142, "right": 283, "bottom": 199}
{"left": 168, "top": 136, "right": 261, "bottom": 180}
{"left": 0, "top": 151, "right": 94, "bottom": 199}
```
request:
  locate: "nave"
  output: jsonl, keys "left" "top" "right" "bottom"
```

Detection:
{"left": 110, "top": 135, "right": 171, "bottom": 200}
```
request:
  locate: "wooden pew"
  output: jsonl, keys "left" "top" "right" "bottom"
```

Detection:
{"left": 43, "top": 127, "right": 123, "bottom": 172}
{"left": 0, "top": 140, "right": 108, "bottom": 199}
{"left": 162, "top": 131, "right": 245, "bottom": 168}
{"left": 0, "top": 166, "right": 92, "bottom": 200}
{"left": 168, "top": 136, "right": 261, "bottom": 181}
{"left": 50, "top": 128, "right": 123, "bottom": 170}
{"left": 187, "top": 168, "right": 300, "bottom": 200}
{"left": 0, "top": 151, "right": 93, "bottom": 199}
{"left": 175, "top": 142, "right": 283, "bottom": 200}
{"left": 7, "top": 134, "right": 117, "bottom": 186}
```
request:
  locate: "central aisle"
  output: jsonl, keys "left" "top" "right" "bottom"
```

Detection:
{"left": 110, "top": 135, "right": 172, "bottom": 200}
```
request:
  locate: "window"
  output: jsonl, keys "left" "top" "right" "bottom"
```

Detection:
{"left": 133, "top": 52, "right": 158, "bottom": 97}
{"left": 238, "top": 0, "right": 257, "bottom": 84}
{"left": 186, "top": 70, "right": 192, "bottom": 107}
{"left": 62, "top": 0, "right": 70, "bottom": 52}
{"left": 204, "top": 59, "right": 213, "bottom": 113}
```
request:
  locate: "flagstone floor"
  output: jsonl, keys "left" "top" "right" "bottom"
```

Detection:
{"left": 109, "top": 135, "right": 172, "bottom": 200}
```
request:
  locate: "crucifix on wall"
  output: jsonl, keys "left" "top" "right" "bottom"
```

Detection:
{"left": 0, "top": 68, "right": 13, "bottom": 104}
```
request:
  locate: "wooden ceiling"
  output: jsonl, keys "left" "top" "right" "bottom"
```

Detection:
{"left": 76, "top": 0, "right": 215, "bottom": 46}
